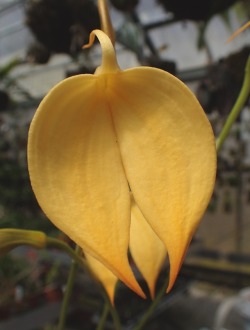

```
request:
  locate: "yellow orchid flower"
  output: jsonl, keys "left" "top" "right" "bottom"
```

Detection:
{"left": 27, "top": 0, "right": 216, "bottom": 300}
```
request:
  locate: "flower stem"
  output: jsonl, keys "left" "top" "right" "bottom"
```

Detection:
{"left": 132, "top": 276, "right": 169, "bottom": 330}
{"left": 102, "top": 289, "right": 122, "bottom": 330}
{"left": 98, "top": 0, "right": 115, "bottom": 44}
{"left": 96, "top": 302, "right": 109, "bottom": 330}
{"left": 47, "top": 237, "right": 85, "bottom": 267}
{"left": 57, "top": 245, "right": 82, "bottom": 330}
{"left": 216, "top": 56, "right": 250, "bottom": 152}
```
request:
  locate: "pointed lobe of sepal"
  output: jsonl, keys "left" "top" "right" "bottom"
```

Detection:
{"left": 130, "top": 198, "right": 166, "bottom": 298}
{"left": 109, "top": 67, "right": 216, "bottom": 293}
{"left": 85, "top": 252, "right": 118, "bottom": 305}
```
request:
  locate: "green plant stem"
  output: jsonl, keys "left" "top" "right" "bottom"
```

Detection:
{"left": 47, "top": 237, "right": 85, "bottom": 267}
{"left": 96, "top": 302, "right": 109, "bottom": 330}
{"left": 132, "top": 276, "right": 169, "bottom": 330}
{"left": 102, "top": 289, "right": 122, "bottom": 330}
{"left": 216, "top": 56, "right": 250, "bottom": 152}
{"left": 57, "top": 245, "right": 82, "bottom": 330}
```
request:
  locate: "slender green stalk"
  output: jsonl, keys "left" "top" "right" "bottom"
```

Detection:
{"left": 47, "top": 237, "right": 85, "bottom": 267}
{"left": 132, "top": 276, "right": 169, "bottom": 330}
{"left": 84, "top": 266, "right": 121, "bottom": 329}
{"left": 57, "top": 245, "right": 82, "bottom": 330}
{"left": 108, "top": 301, "right": 121, "bottom": 330}
{"left": 102, "top": 289, "right": 122, "bottom": 330}
{"left": 216, "top": 56, "right": 250, "bottom": 152}
{"left": 96, "top": 302, "right": 109, "bottom": 330}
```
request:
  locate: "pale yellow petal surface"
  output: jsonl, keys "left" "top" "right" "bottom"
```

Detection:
{"left": 108, "top": 68, "right": 216, "bottom": 292}
{"left": 85, "top": 252, "right": 118, "bottom": 304}
{"left": 130, "top": 198, "right": 166, "bottom": 298}
{"left": 28, "top": 74, "right": 144, "bottom": 297}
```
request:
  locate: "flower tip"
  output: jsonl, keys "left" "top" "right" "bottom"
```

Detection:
{"left": 166, "top": 281, "right": 174, "bottom": 294}
{"left": 146, "top": 278, "right": 158, "bottom": 299}
{"left": 105, "top": 285, "right": 116, "bottom": 306}
{"left": 109, "top": 296, "right": 115, "bottom": 307}
{"left": 128, "top": 281, "right": 146, "bottom": 299}
{"left": 149, "top": 286, "right": 156, "bottom": 300}
{"left": 82, "top": 30, "right": 96, "bottom": 50}
{"left": 165, "top": 257, "right": 183, "bottom": 293}
{"left": 122, "top": 272, "right": 146, "bottom": 298}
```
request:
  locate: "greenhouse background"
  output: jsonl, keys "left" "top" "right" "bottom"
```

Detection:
{"left": 0, "top": 0, "right": 250, "bottom": 329}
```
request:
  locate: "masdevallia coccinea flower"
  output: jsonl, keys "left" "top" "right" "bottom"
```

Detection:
{"left": 28, "top": 29, "right": 216, "bottom": 300}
